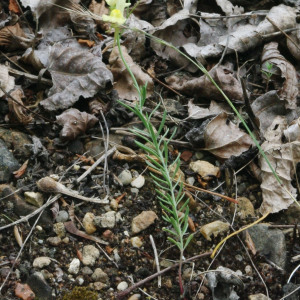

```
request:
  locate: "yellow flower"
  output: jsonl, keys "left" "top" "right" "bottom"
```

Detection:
{"left": 102, "top": 8, "right": 126, "bottom": 25}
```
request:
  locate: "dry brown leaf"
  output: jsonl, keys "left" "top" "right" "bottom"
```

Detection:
{"left": 14, "top": 225, "right": 23, "bottom": 247}
{"left": 287, "top": 25, "right": 300, "bottom": 62}
{"left": 261, "top": 42, "right": 298, "bottom": 110}
{"left": 56, "top": 108, "right": 98, "bottom": 141}
{"left": 151, "top": 9, "right": 199, "bottom": 72}
{"left": 188, "top": 100, "right": 231, "bottom": 120}
{"left": 109, "top": 45, "right": 154, "bottom": 100}
{"left": 203, "top": 112, "right": 255, "bottom": 159}
{"left": 7, "top": 88, "right": 33, "bottom": 125}
{"left": 244, "top": 230, "right": 256, "bottom": 255}
{"left": 251, "top": 90, "right": 296, "bottom": 135}
{"left": 64, "top": 221, "right": 108, "bottom": 245}
{"left": 0, "top": 23, "right": 28, "bottom": 51}
{"left": 166, "top": 66, "right": 244, "bottom": 101}
{"left": 13, "top": 160, "right": 29, "bottom": 179}
{"left": 9, "top": 0, "right": 21, "bottom": 14}
{"left": 40, "top": 44, "right": 113, "bottom": 111}
{"left": 259, "top": 116, "right": 300, "bottom": 214}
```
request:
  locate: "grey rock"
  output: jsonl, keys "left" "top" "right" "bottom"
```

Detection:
{"left": 81, "top": 266, "right": 93, "bottom": 275}
{"left": 246, "top": 224, "right": 286, "bottom": 269}
{"left": 55, "top": 210, "right": 69, "bottom": 223}
{"left": 68, "top": 258, "right": 80, "bottom": 275}
{"left": 117, "top": 281, "right": 128, "bottom": 291}
{"left": 24, "top": 192, "right": 44, "bottom": 207}
{"left": 91, "top": 268, "right": 108, "bottom": 283}
{"left": 82, "top": 245, "right": 100, "bottom": 266}
{"left": 230, "top": 197, "right": 255, "bottom": 219}
{"left": 53, "top": 222, "right": 66, "bottom": 238}
{"left": 0, "top": 139, "right": 19, "bottom": 182}
{"left": 94, "top": 211, "right": 116, "bottom": 228}
{"left": 207, "top": 266, "right": 243, "bottom": 300}
{"left": 27, "top": 272, "right": 52, "bottom": 300}
{"left": 282, "top": 282, "right": 300, "bottom": 300}
{"left": 33, "top": 257, "right": 51, "bottom": 269}
{"left": 118, "top": 169, "right": 132, "bottom": 185}
{"left": 47, "top": 237, "right": 61, "bottom": 246}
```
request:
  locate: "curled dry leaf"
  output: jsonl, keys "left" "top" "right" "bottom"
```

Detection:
{"left": 13, "top": 159, "right": 29, "bottom": 179}
{"left": 261, "top": 42, "right": 298, "bottom": 110}
{"left": 109, "top": 45, "right": 153, "bottom": 100}
{"left": 0, "top": 64, "right": 14, "bottom": 97}
{"left": 251, "top": 90, "right": 297, "bottom": 136}
{"left": 259, "top": 116, "right": 300, "bottom": 214}
{"left": 166, "top": 66, "right": 244, "bottom": 101}
{"left": 7, "top": 88, "right": 33, "bottom": 125}
{"left": 287, "top": 24, "right": 300, "bottom": 62}
{"left": 0, "top": 23, "right": 29, "bottom": 51}
{"left": 40, "top": 44, "right": 113, "bottom": 111}
{"left": 56, "top": 108, "right": 98, "bottom": 141}
{"left": 203, "top": 112, "right": 255, "bottom": 159}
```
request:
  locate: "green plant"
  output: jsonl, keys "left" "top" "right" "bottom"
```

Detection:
{"left": 261, "top": 60, "right": 274, "bottom": 91}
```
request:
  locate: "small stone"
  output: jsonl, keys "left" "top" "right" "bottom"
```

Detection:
{"left": 68, "top": 258, "right": 80, "bottom": 275}
{"left": 117, "top": 281, "right": 128, "bottom": 291}
{"left": 130, "top": 236, "right": 143, "bottom": 248}
{"left": 102, "top": 229, "right": 114, "bottom": 240}
{"left": 110, "top": 199, "right": 119, "bottom": 210}
{"left": 55, "top": 210, "right": 69, "bottom": 223}
{"left": 230, "top": 197, "right": 255, "bottom": 219}
{"left": 186, "top": 176, "right": 195, "bottom": 186}
{"left": 169, "top": 163, "right": 185, "bottom": 182}
{"left": 27, "top": 272, "right": 52, "bottom": 300}
{"left": 91, "top": 268, "right": 108, "bottom": 283}
{"left": 76, "top": 276, "right": 84, "bottom": 285}
{"left": 248, "top": 294, "right": 269, "bottom": 300}
{"left": 130, "top": 188, "right": 139, "bottom": 195}
{"left": 35, "top": 225, "right": 43, "bottom": 232}
{"left": 195, "top": 152, "right": 205, "bottom": 160}
{"left": 15, "top": 283, "right": 35, "bottom": 300}
{"left": 118, "top": 170, "right": 132, "bottom": 185}
{"left": 131, "top": 211, "right": 158, "bottom": 234}
{"left": 160, "top": 259, "right": 174, "bottom": 268}
{"left": 189, "top": 160, "right": 220, "bottom": 181}
{"left": 53, "top": 222, "right": 66, "bottom": 238}
{"left": 95, "top": 211, "right": 116, "bottom": 228}
{"left": 82, "top": 212, "right": 97, "bottom": 234}
{"left": 131, "top": 175, "right": 145, "bottom": 189}
{"left": 92, "top": 282, "right": 107, "bottom": 290}
{"left": 200, "top": 220, "right": 230, "bottom": 241}
{"left": 245, "top": 265, "right": 253, "bottom": 276}
{"left": 33, "top": 257, "right": 51, "bottom": 269}
{"left": 82, "top": 245, "right": 100, "bottom": 266}
{"left": 128, "top": 294, "right": 141, "bottom": 300}
{"left": 81, "top": 266, "right": 93, "bottom": 275}
{"left": 62, "top": 237, "right": 69, "bottom": 243}
{"left": 164, "top": 279, "right": 172, "bottom": 288}
{"left": 47, "top": 237, "right": 61, "bottom": 246}
{"left": 24, "top": 192, "right": 44, "bottom": 207}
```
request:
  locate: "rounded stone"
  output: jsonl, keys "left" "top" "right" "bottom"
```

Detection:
{"left": 130, "top": 175, "right": 145, "bottom": 189}
{"left": 117, "top": 281, "right": 128, "bottom": 291}
{"left": 33, "top": 257, "right": 51, "bottom": 269}
{"left": 118, "top": 170, "right": 132, "bottom": 185}
{"left": 55, "top": 210, "right": 69, "bottom": 223}
{"left": 68, "top": 258, "right": 80, "bottom": 275}
{"left": 82, "top": 212, "right": 97, "bottom": 234}
{"left": 130, "top": 237, "right": 143, "bottom": 248}
{"left": 91, "top": 268, "right": 108, "bottom": 283}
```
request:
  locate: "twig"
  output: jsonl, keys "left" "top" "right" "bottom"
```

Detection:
{"left": 76, "top": 146, "right": 116, "bottom": 183}
{"left": 8, "top": 67, "right": 53, "bottom": 85}
{"left": 266, "top": 17, "right": 300, "bottom": 51}
{"left": 115, "top": 251, "right": 212, "bottom": 299}
{"left": 149, "top": 235, "right": 161, "bottom": 288}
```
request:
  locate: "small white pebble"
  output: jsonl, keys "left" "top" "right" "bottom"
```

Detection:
{"left": 35, "top": 225, "right": 43, "bottom": 231}
{"left": 130, "top": 175, "right": 145, "bottom": 189}
{"left": 73, "top": 164, "right": 80, "bottom": 171}
{"left": 131, "top": 237, "right": 143, "bottom": 248}
{"left": 117, "top": 281, "right": 128, "bottom": 291}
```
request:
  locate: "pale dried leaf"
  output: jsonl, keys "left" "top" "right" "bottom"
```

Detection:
{"left": 7, "top": 88, "right": 33, "bottom": 124}
{"left": 14, "top": 225, "right": 23, "bottom": 247}
{"left": 283, "top": 118, "right": 300, "bottom": 142}
{"left": 166, "top": 66, "right": 244, "bottom": 101}
{"left": 259, "top": 116, "right": 300, "bottom": 214}
{"left": 40, "top": 44, "right": 113, "bottom": 111}
{"left": 109, "top": 45, "right": 153, "bottom": 100}
{"left": 188, "top": 100, "right": 231, "bottom": 120}
{"left": 0, "top": 64, "right": 14, "bottom": 97}
{"left": 150, "top": 9, "right": 199, "bottom": 72}
{"left": 203, "top": 112, "right": 255, "bottom": 159}
{"left": 261, "top": 42, "right": 298, "bottom": 110}
{"left": 287, "top": 24, "right": 300, "bottom": 62}
{"left": 251, "top": 90, "right": 297, "bottom": 135}
{"left": 56, "top": 108, "right": 98, "bottom": 141}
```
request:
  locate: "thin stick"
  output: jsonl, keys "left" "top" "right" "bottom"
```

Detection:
{"left": 115, "top": 251, "right": 212, "bottom": 299}
{"left": 266, "top": 17, "right": 300, "bottom": 51}
{"left": 149, "top": 235, "right": 161, "bottom": 288}
{"left": 76, "top": 146, "right": 116, "bottom": 183}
